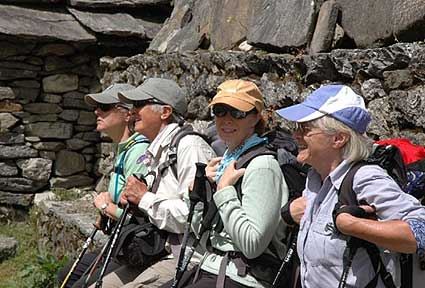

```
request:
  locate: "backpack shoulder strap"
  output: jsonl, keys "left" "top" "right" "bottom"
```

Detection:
{"left": 337, "top": 161, "right": 397, "bottom": 288}
{"left": 235, "top": 144, "right": 276, "bottom": 170}
{"left": 151, "top": 125, "right": 208, "bottom": 193}
{"left": 168, "top": 124, "right": 209, "bottom": 177}
{"left": 338, "top": 161, "right": 367, "bottom": 205}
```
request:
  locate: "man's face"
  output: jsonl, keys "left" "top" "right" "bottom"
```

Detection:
{"left": 130, "top": 104, "right": 163, "bottom": 141}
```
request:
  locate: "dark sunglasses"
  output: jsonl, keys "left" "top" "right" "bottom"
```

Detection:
{"left": 97, "top": 103, "right": 115, "bottom": 112}
{"left": 96, "top": 103, "right": 129, "bottom": 112}
{"left": 133, "top": 99, "right": 164, "bottom": 108}
{"left": 212, "top": 105, "right": 257, "bottom": 119}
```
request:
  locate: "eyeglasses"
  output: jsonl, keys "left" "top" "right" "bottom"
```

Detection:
{"left": 133, "top": 99, "right": 164, "bottom": 109}
{"left": 293, "top": 122, "right": 326, "bottom": 137}
{"left": 212, "top": 105, "right": 257, "bottom": 119}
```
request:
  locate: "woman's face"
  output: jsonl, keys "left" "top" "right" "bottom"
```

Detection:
{"left": 292, "top": 122, "right": 335, "bottom": 168}
{"left": 214, "top": 104, "right": 261, "bottom": 151}
{"left": 94, "top": 104, "right": 129, "bottom": 135}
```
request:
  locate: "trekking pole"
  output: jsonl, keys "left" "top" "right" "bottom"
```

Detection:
{"left": 95, "top": 203, "right": 130, "bottom": 288}
{"left": 271, "top": 229, "right": 298, "bottom": 288}
{"left": 338, "top": 237, "right": 359, "bottom": 288}
{"left": 80, "top": 232, "right": 113, "bottom": 288}
{"left": 171, "top": 163, "right": 208, "bottom": 288}
{"left": 60, "top": 227, "right": 98, "bottom": 288}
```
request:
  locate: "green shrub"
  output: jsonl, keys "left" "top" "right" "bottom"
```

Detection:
{"left": 0, "top": 212, "right": 68, "bottom": 288}
{"left": 18, "top": 253, "right": 68, "bottom": 288}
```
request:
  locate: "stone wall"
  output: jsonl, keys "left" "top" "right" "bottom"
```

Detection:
{"left": 101, "top": 43, "right": 425, "bottom": 144}
{"left": 0, "top": 0, "right": 171, "bottom": 221}
{"left": 0, "top": 37, "right": 108, "bottom": 220}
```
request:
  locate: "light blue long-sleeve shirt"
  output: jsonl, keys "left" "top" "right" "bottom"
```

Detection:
{"left": 298, "top": 160, "right": 425, "bottom": 288}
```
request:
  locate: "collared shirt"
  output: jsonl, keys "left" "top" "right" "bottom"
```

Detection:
{"left": 298, "top": 160, "right": 425, "bottom": 288}
{"left": 108, "top": 132, "right": 149, "bottom": 218}
{"left": 138, "top": 123, "right": 216, "bottom": 234}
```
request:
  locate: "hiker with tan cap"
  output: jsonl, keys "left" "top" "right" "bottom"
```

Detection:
{"left": 162, "top": 79, "right": 289, "bottom": 288}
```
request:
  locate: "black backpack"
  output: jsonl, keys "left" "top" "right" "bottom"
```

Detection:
{"left": 335, "top": 144, "right": 425, "bottom": 288}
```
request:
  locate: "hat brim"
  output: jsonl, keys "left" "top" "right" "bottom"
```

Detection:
{"left": 208, "top": 94, "right": 257, "bottom": 112}
{"left": 84, "top": 92, "right": 118, "bottom": 107}
{"left": 276, "top": 103, "right": 326, "bottom": 122}
{"left": 118, "top": 89, "right": 154, "bottom": 104}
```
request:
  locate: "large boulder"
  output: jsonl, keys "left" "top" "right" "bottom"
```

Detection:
{"left": 247, "top": 0, "right": 317, "bottom": 51}
{"left": 209, "top": 0, "right": 255, "bottom": 50}
{"left": 337, "top": 0, "right": 425, "bottom": 48}
{"left": 0, "top": 4, "right": 96, "bottom": 43}
{"left": 149, "top": 0, "right": 212, "bottom": 52}
{"left": 68, "top": 8, "right": 162, "bottom": 40}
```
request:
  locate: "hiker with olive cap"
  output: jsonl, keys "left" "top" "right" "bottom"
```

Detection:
{"left": 276, "top": 85, "right": 425, "bottom": 288}
{"left": 58, "top": 83, "right": 150, "bottom": 288}
{"left": 91, "top": 78, "right": 216, "bottom": 288}
{"left": 160, "top": 79, "right": 289, "bottom": 288}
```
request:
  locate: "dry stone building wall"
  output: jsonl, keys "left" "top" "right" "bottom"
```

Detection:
{"left": 0, "top": 1, "right": 172, "bottom": 221}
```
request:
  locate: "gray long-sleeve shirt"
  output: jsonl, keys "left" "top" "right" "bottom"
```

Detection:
{"left": 298, "top": 160, "right": 425, "bottom": 288}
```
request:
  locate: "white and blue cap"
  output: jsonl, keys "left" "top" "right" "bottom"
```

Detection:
{"left": 276, "top": 85, "right": 371, "bottom": 133}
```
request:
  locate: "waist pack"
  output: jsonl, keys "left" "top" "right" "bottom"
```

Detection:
{"left": 113, "top": 216, "right": 169, "bottom": 268}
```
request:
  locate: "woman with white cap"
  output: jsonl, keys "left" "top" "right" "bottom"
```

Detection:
{"left": 276, "top": 85, "right": 425, "bottom": 288}
{"left": 58, "top": 83, "right": 150, "bottom": 288}
{"left": 166, "top": 79, "right": 289, "bottom": 288}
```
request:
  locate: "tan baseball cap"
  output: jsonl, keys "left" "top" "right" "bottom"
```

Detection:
{"left": 208, "top": 79, "right": 264, "bottom": 112}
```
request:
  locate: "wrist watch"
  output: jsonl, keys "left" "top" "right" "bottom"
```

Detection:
{"left": 101, "top": 202, "right": 109, "bottom": 215}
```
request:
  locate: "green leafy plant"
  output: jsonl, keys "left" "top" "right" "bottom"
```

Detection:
{"left": 0, "top": 212, "right": 68, "bottom": 288}
{"left": 18, "top": 253, "right": 68, "bottom": 288}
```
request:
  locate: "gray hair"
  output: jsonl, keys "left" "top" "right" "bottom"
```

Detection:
{"left": 150, "top": 104, "right": 181, "bottom": 124}
{"left": 311, "top": 116, "right": 373, "bottom": 163}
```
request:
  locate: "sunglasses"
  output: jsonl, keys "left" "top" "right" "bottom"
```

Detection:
{"left": 97, "top": 103, "right": 115, "bottom": 112}
{"left": 96, "top": 103, "right": 129, "bottom": 112}
{"left": 212, "top": 105, "right": 257, "bottom": 119}
{"left": 133, "top": 99, "right": 164, "bottom": 108}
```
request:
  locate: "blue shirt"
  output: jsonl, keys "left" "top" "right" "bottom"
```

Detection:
{"left": 298, "top": 160, "right": 425, "bottom": 288}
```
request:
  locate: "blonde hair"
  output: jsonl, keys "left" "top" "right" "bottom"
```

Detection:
{"left": 311, "top": 116, "right": 373, "bottom": 163}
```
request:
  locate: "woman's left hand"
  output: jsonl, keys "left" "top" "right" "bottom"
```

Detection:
{"left": 217, "top": 160, "right": 245, "bottom": 191}
{"left": 93, "top": 192, "right": 113, "bottom": 210}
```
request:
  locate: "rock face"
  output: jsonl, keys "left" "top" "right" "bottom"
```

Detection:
{"left": 149, "top": 0, "right": 425, "bottom": 53}
{"left": 0, "top": 5, "right": 96, "bottom": 43}
{"left": 68, "top": 8, "right": 162, "bottom": 39}
{"left": 336, "top": 0, "right": 425, "bottom": 48}
{"left": 247, "top": 0, "right": 317, "bottom": 51}
{"left": 34, "top": 196, "right": 107, "bottom": 259}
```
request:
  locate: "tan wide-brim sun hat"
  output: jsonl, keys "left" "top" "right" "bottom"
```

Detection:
{"left": 208, "top": 79, "right": 264, "bottom": 112}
